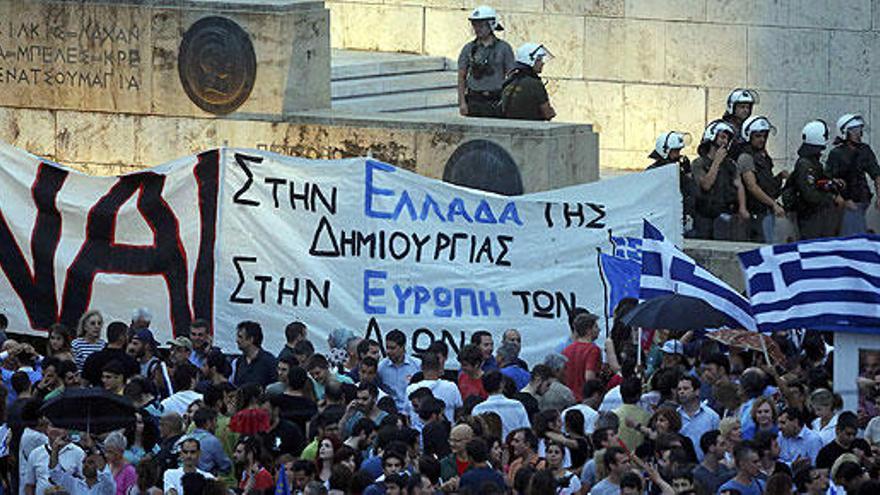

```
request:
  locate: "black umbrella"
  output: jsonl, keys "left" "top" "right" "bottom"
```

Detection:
{"left": 620, "top": 294, "right": 740, "bottom": 331}
{"left": 39, "top": 387, "right": 136, "bottom": 434}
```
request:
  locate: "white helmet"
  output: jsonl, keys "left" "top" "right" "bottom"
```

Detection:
{"left": 741, "top": 115, "right": 776, "bottom": 141}
{"left": 702, "top": 120, "right": 736, "bottom": 143}
{"left": 725, "top": 88, "right": 759, "bottom": 115}
{"left": 837, "top": 113, "right": 866, "bottom": 137}
{"left": 654, "top": 131, "right": 692, "bottom": 159}
{"left": 802, "top": 120, "right": 830, "bottom": 147}
{"left": 469, "top": 5, "right": 503, "bottom": 31}
{"left": 515, "top": 42, "right": 553, "bottom": 67}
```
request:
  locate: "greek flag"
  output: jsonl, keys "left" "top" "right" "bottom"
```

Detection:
{"left": 640, "top": 220, "right": 757, "bottom": 331}
{"left": 739, "top": 235, "right": 880, "bottom": 333}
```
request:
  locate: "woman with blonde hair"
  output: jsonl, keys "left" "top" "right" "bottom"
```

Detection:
{"left": 718, "top": 417, "right": 742, "bottom": 468}
{"left": 72, "top": 309, "right": 105, "bottom": 370}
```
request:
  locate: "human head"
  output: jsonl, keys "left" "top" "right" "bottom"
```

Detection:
{"left": 189, "top": 319, "right": 211, "bottom": 351}
{"left": 750, "top": 396, "right": 777, "bottom": 429}
{"left": 131, "top": 307, "right": 152, "bottom": 330}
{"left": 604, "top": 446, "right": 631, "bottom": 477}
{"left": 701, "top": 120, "right": 735, "bottom": 153}
{"left": 470, "top": 330, "right": 494, "bottom": 361}
{"left": 382, "top": 448, "right": 406, "bottom": 476}
{"left": 653, "top": 131, "right": 690, "bottom": 160}
{"left": 795, "top": 466, "right": 829, "bottom": 494}
{"left": 356, "top": 338, "right": 381, "bottom": 361}
{"left": 385, "top": 330, "right": 406, "bottom": 363}
{"left": 620, "top": 376, "right": 642, "bottom": 405}
{"left": 102, "top": 430, "right": 127, "bottom": 463}
{"left": 48, "top": 323, "right": 72, "bottom": 355}
{"left": 676, "top": 375, "right": 700, "bottom": 405}
{"left": 465, "top": 437, "right": 490, "bottom": 464}
{"left": 458, "top": 344, "right": 483, "bottom": 378}
{"left": 837, "top": 113, "right": 866, "bottom": 143}
{"left": 306, "top": 354, "right": 331, "bottom": 385}
{"left": 449, "top": 424, "right": 474, "bottom": 456}
{"left": 620, "top": 471, "right": 644, "bottom": 495}
{"left": 700, "top": 430, "right": 725, "bottom": 460}
{"left": 481, "top": 370, "right": 503, "bottom": 395}
{"left": 650, "top": 407, "right": 682, "bottom": 434}
{"left": 167, "top": 336, "right": 193, "bottom": 366}
{"left": 502, "top": 328, "right": 521, "bottom": 350}
{"left": 742, "top": 115, "right": 774, "bottom": 150}
{"left": 101, "top": 360, "right": 125, "bottom": 392}
{"left": 358, "top": 356, "right": 378, "bottom": 385}
{"left": 193, "top": 407, "right": 218, "bottom": 432}
{"left": 571, "top": 312, "right": 599, "bottom": 340}
{"left": 285, "top": 321, "right": 307, "bottom": 345}
{"left": 835, "top": 411, "right": 859, "bottom": 447}
{"left": 291, "top": 459, "right": 316, "bottom": 491}
{"left": 777, "top": 407, "right": 804, "bottom": 438}
{"left": 78, "top": 310, "right": 104, "bottom": 339}
{"left": 355, "top": 382, "right": 379, "bottom": 413}
{"left": 733, "top": 443, "right": 760, "bottom": 478}
{"left": 236, "top": 321, "right": 262, "bottom": 352}
{"left": 719, "top": 417, "right": 742, "bottom": 445}
{"left": 180, "top": 438, "right": 201, "bottom": 469}
{"left": 495, "top": 342, "right": 519, "bottom": 368}
{"left": 725, "top": 88, "right": 758, "bottom": 121}
{"left": 467, "top": 5, "right": 501, "bottom": 37}
{"left": 809, "top": 388, "right": 838, "bottom": 418}
{"left": 701, "top": 353, "right": 730, "bottom": 384}
{"left": 514, "top": 42, "right": 552, "bottom": 73}
{"left": 106, "top": 321, "right": 129, "bottom": 347}
{"left": 131, "top": 329, "right": 158, "bottom": 358}
{"left": 544, "top": 440, "right": 566, "bottom": 469}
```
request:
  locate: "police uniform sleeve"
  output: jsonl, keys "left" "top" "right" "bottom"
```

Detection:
{"left": 736, "top": 153, "right": 755, "bottom": 175}
{"left": 860, "top": 145, "right": 880, "bottom": 180}
{"left": 825, "top": 146, "right": 843, "bottom": 178}
{"left": 532, "top": 78, "right": 549, "bottom": 105}
{"left": 500, "top": 40, "right": 516, "bottom": 74}
{"left": 458, "top": 42, "right": 472, "bottom": 72}
{"left": 795, "top": 162, "right": 833, "bottom": 207}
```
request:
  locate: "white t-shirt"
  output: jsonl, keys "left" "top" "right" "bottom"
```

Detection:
{"left": 163, "top": 468, "right": 214, "bottom": 495}
{"left": 562, "top": 404, "right": 598, "bottom": 435}
{"left": 405, "top": 378, "right": 463, "bottom": 422}
{"left": 161, "top": 390, "right": 203, "bottom": 416}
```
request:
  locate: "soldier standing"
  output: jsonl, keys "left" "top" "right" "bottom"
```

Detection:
{"left": 457, "top": 6, "right": 515, "bottom": 118}
{"left": 789, "top": 120, "right": 845, "bottom": 239}
{"left": 500, "top": 42, "right": 556, "bottom": 121}
{"left": 737, "top": 115, "right": 787, "bottom": 243}
{"left": 826, "top": 114, "right": 880, "bottom": 235}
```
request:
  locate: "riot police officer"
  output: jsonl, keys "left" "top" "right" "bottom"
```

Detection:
{"left": 826, "top": 113, "right": 880, "bottom": 235}
{"left": 737, "top": 115, "right": 787, "bottom": 243}
{"left": 500, "top": 42, "right": 555, "bottom": 121}
{"left": 646, "top": 131, "right": 696, "bottom": 236}
{"left": 691, "top": 120, "right": 749, "bottom": 240}
{"left": 457, "top": 6, "right": 515, "bottom": 118}
{"left": 789, "top": 120, "right": 844, "bottom": 239}
{"left": 721, "top": 88, "right": 759, "bottom": 156}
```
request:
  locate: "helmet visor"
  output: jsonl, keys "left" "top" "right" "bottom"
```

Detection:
{"left": 531, "top": 44, "right": 554, "bottom": 63}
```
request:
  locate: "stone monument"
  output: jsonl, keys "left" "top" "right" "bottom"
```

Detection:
{"left": 0, "top": 0, "right": 599, "bottom": 194}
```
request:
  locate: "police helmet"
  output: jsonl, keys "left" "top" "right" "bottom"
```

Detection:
{"left": 469, "top": 5, "right": 503, "bottom": 31}
{"left": 837, "top": 113, "right": 866, "bottom": 138}
{"left": 741, "top": 115, "right": 776, "bottom": 141}
{"left": 654, "top": 131, "right": 692, "bottom": 159}
{"left": 802, "top": 120, "right": 830, "bottom": 147}
{"left": 515, "top": 42, "right": 553, "bottom": 67}
{"left": 702, "top": 120, "right": 736, "bottom": 144}
{"left": 725, "top": 88, "right": 759, "bottom": 115}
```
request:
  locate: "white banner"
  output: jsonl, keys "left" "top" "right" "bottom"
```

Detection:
{"left": 0, "top": 143, "right": 681, "bottom": 364}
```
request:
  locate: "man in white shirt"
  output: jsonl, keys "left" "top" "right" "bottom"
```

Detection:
{"left": 49, "top": 449, "right": 115, "bottom": 495}
{"left": 471, "top": 370, "right": 530, "bottom": 439}
{"left": 161, "top": 364, "right": 203, "bottom": 415}
{"left": 405, "top": 352, "right": 462, "bottom": 422}
{"left": 19, "top": 419, "right": 49, "bottom": 495}
{"left": 24, "top": 427, "right": 85, "bottom": 495}
{"left": 163, "top": 438, "right": 215, "bottom": 495}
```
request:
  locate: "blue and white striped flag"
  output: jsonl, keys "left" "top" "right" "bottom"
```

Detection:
{"left": 640, "top": 220, "right": 757, "bottom": 331}
{"left": 739, "top": 235, "right": 880, "bottom": 333}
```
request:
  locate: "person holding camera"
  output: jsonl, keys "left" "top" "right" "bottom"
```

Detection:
{"left": 789, "top": 120, "right": 845, "bottom": 240}
{"left": 457, "top": 5, "right": 515, "bottom": 118}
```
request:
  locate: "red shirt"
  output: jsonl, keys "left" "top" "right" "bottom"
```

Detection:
{"left": 240, "top": 467, "right": 274, "bottom": 492}
{"left": 458, "top": 371, "right": 487, "bottom": 400}
{"left": 562, "top": 341, "right": 601, "bottom": 402}
{"left": 456, "top": 458, "right": 471, "bottom": 476}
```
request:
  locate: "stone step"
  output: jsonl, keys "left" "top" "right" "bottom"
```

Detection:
{"left": 332, "top": 87, "right": 458, "bottom": 113}
{"left": 331, "top": 50, "right": 450, "bottom": 81}
{"left": 332, "top": 70, "right": 457, "bottom": 99}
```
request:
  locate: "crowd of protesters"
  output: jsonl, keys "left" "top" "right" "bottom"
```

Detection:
{"left": 0, "top": 303, "right": 876, "bottom": 495}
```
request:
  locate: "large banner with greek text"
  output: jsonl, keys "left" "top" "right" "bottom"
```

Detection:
{"left": 0, "top": 143, "right": 681, "bottom": 364}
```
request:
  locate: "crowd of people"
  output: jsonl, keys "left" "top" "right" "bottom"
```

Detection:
{"left": 458, "top": 6, "right": 880, "bottom": 244}
{"left": 1, "top": 303, "right": 877, "bottom": 495}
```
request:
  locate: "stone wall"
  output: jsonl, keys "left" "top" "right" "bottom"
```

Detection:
{"left": 0, "top": 107, "right": 598, "bottom": 192}
{"left": 328, "top": 0, "right": 880, "bottom": 171}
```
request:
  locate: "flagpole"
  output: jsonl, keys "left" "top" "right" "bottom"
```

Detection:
{"left": 596, "top": 247, "right": 611, "bottom": 338}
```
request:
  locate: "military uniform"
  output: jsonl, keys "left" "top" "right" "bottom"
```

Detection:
{"left": 458, "top": 37, "right": 515, "bottom": 117}
{"left": 791, "top": 148, "right": 841, "bottom": 240}
{"left": 737, "top": 145, "right": 783, "bottom": 242}
{"left": 826, "top": 140, "right": 880, "bottom": 235}
{"left": 691, "top": 155, "right": 746, "bottom": 240}
{"left": 500, "top": 66, "right": 548, "bottom": 120}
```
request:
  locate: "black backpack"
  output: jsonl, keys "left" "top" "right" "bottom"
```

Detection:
{"left": 779, "top": 167, "right": 800, "bottom": 212}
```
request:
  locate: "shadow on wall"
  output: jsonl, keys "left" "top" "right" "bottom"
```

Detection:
{"left": 442, "top": 139, "right": 523, "bottom": 196}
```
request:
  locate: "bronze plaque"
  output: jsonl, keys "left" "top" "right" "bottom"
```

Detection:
{"left": 178, "top": 16, "right": 257, "bottom": 115}
{"left": 443, "top": 140, "right": 523, "bottom": 196}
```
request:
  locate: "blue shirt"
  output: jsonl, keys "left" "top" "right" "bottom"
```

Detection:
{"left": 482, "top": 355, "right": 499, "bottom": 372}
{"left": 718, "top": 477, "right": 763, "bottom": 495}
{"left": 191, "top": 428, "right": 232, "bottom": 475}
{"left": 679, "top": 402, "right": 720, "bottom": 461}
{"left": 378, "top": 355, "right": 420, "bottom": 412}
{"left": 778, "top": 426, "right": 823, "bottom": 464}
{"left": 500, "top": 364, "right": 531, "bottom": 390}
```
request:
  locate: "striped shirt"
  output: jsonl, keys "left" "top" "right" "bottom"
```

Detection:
{"left": 72, "top": 338, "right": 106, "bottom": 371}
